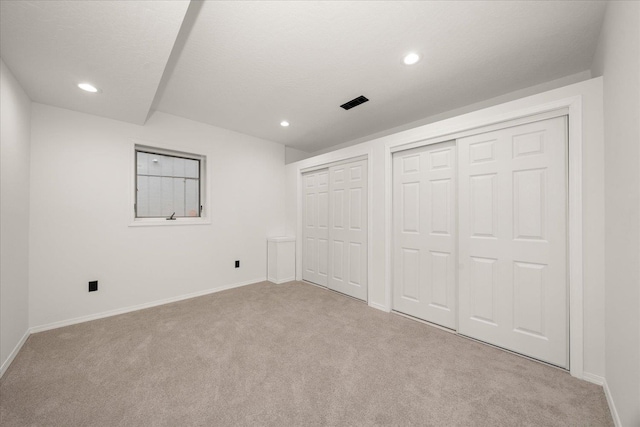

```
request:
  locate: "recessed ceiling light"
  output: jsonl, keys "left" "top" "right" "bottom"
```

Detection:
{"left": 280, "top": 120, "right": 290, "bottom": 127}
{"left": 403, "top": 53, "right": 420, "bottom": 65}
{"left": 78, "top": 83, "right": 99, "bottom": 93}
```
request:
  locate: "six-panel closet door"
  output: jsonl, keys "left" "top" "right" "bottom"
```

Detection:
{"left": 457, "top": 116, "right": 568, "bottom": 368}
{"left": 302, "top": 169, "right": 329, "bottom": 286}
{"left": 302, "top": 160, "right": 368, "bottom": 301}
{"left": 327, "top": 160, "right": 368, "bottom": 301}
{"left": 391, "top": 116, "right": 569, "bottom": 368}
{"left": 306, "top": 116, "right": 568, "bottom": 367}
{"left": 392, "top": 142, "right": 457, "bottom": 329}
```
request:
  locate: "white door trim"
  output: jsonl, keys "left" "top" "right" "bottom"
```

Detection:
{"left": 389, "top": 108, "right": 569, "bottom": 154}
{"left": 384, "top": 96, "right": 584, "bottom": 379}
{"left": 300, "top": 154, "right": 368, "bottom": 174}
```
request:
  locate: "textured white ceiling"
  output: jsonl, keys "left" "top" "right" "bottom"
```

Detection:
{"left": 0, "top": 0, "right": 190, "bottom": 124}
{"left": 1, "top": 1, "right": 606, "bottom": 152}
{"left": 154, "top": 1, "right": 606, "bottom": 152}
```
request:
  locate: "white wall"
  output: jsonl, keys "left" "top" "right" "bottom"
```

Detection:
{"left": 286, "top": 78, "right": 605, "bottom": 380}
{"left": 29, "top": 104, "right": 286, "bottom": 329}
{"left": 310, "top": 70, "right": 593, "bottom": 157}
{"left": 591, "top": 2, "right": 640, "bottom": 425}
{"left": 0, "top": 59, "right": 31, "bottom": 375}
{"left": 284, "top": 146, "right": 311, "bottom": 164}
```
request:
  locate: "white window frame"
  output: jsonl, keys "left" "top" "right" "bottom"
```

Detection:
{"left": 129, "top": 141, "right": 210, "bottom": 227}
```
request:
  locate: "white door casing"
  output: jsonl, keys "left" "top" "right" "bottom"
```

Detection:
{"left": 302, "top": 169, "right": 329, "bottom": 286}
{"left": 327, "top": 160, "right": 368, "bottom": 301}
{"left": 392, "top": 142, "right": 457, "bottom": 329}
{"left": 458, "top": 116, "right": 568, "bottom": 368}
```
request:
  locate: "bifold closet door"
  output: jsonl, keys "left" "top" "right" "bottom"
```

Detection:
{"left": 393, "top": 142, "right": 457, "bottom": 329}
{"left": 327, "top": 160, "right": 368, "bottom": 301}
{"left": 302, "top": 169, "right": 329, "bottom": 286}
{"left": 458, "top": 116, "right": 568, "bottom": 368}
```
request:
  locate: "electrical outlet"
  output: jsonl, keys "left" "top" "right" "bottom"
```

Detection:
{"left": 235, "top": 260, "right": 240, "bottom": 268}
{"left": 88, "top": 281, "right": 98, "bottom": 292}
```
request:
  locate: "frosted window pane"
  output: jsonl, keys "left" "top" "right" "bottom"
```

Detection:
{"left": 148, "top": 154, "right": 162, "bottom": 176}
{"left": 136, "top": 149, "right": 202, "bottom": 218}
{"left": 160, "top": 154, "right": 174, "bottom": 177}
{"left": 185, "top": 179, "right": 199, "bottom": 217}
{"left": 148, "top": 176, "right": 162, "bottom": 216}
{"left": 185, "top": 159, "right": 199, "bottom": 178}
{"left": 137, "top": 152, "right": 149, "bottom": 175}
{"left": 173, "top": 178, "right": 186, "bottom": 217}
{"left": 137, "top": 175, "right": 149, "bottom": 216}
{"left": 173, "top": 157, "right": 186, "bottom": 177}
{"left": 161, "top": 177, "right": 174, "bottom": 216}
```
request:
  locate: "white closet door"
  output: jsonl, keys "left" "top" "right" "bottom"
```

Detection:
{"left": 393, "top": 142, "right": 457, "bottom": 329}
{"left": 302, "top": 169, "right": 329, "bottom": 286}
{"left": 458, "top": 116, "right": 568, "bottom": 368}
{"left": 327, "top": 160, "right": 368, "bottom": 301}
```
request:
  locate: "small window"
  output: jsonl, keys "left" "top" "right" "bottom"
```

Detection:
{"left": 135, "top": 146, "right": 205, "bottom": 219}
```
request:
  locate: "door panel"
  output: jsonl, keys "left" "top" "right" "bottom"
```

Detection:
{"left": 393, "top": 141, "right": 457, "bottom": 329}
{"left": 302, "top": 169, "right": 329, "bottom": 286}
{"left": 458, "top": 116, "right": 568, "bottom": 368}
{"left": 327, "top": 160, "right": 368, "bottom": 301}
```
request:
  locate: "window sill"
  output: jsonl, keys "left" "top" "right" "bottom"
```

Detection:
{"left": 129, "top": 218, "right": 211, "bottom": 227}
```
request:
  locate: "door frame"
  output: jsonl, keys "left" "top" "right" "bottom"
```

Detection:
{"left": 384, "top": 97, "right": 584, "bottom": 378}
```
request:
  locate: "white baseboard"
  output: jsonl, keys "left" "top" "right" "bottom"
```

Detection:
{"left": 582, "top": 372, "right": 605, "bottom": 386}
{"left": 603, "top": 379, "right": 622, "bottom": 427}
{"left": 368, "top": 301, "right": 390, "bottom": 312}
{"left": 30, "top": 277, "right": 266, "bottom": 334}
{"left": 0, "top": 329, "right": 30, "bottom": 378}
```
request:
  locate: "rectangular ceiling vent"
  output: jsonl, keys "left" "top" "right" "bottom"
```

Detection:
{"left": 340, "top": 95, "right": 369, "bottom": 110}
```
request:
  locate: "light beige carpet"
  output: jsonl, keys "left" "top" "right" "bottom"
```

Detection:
{"left": 1, "top": 281, "right": 612, "bottom": 426}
